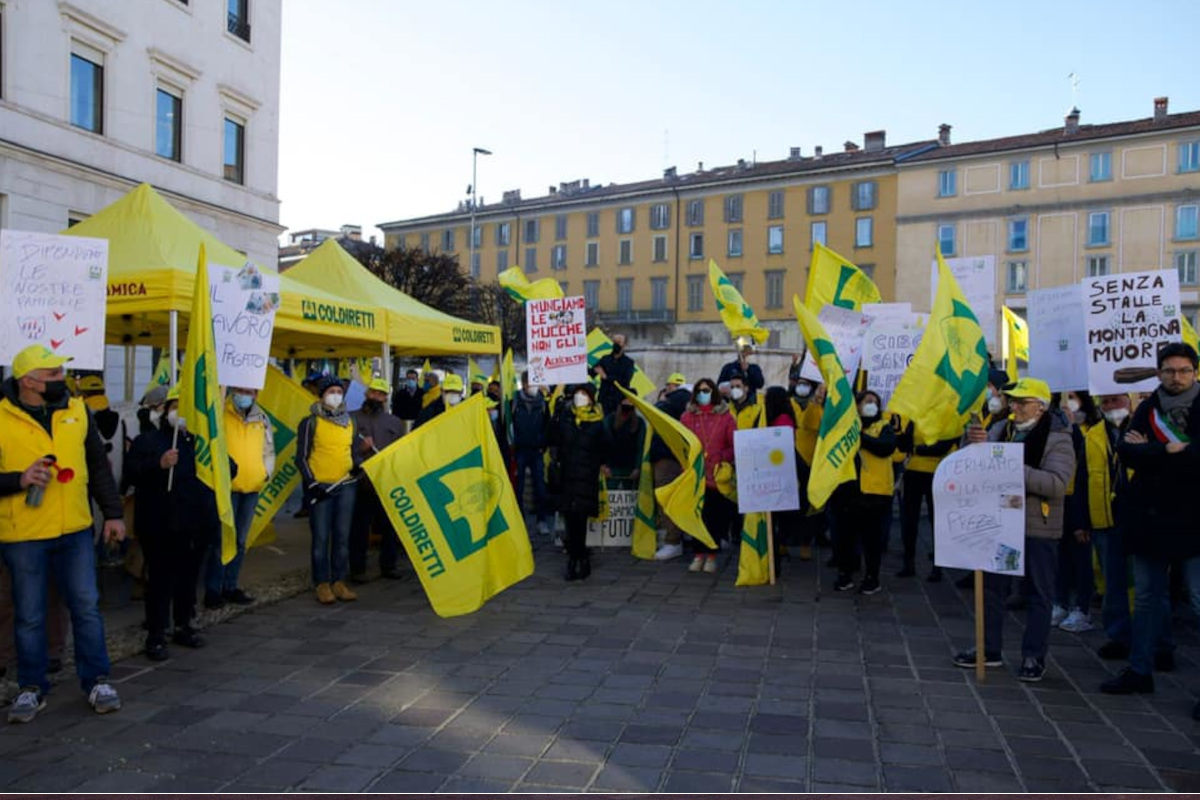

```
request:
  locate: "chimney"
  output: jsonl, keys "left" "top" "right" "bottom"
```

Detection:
{"left": 582, "top": 179, "right": 590, "bottom": 189}
{"left": 736, "top": 158, "right": 747, "bottom": 170}
{"left": 502, "top": 189, "right": 521, "bottom": 204}
{"left": 1154, "top": 96, "right": 1169, "bottom": 123}
{"left": 843, "top": 141, "right": 860, "bottom": 153}
{"left": 813, "top": 146, "right": 823, "bottom": 159}
{"left": 938, "top": 123, "right": 952, "bottom": 146}
{"left": 663, "top": 166, "right": 677, "bottom": 180}
{"left": 788, "top": 146, "right": 802, "bottom": 160}
{"left": 697, "top": 161, "right": 704, "bottom": 172}
{"left": 863, "top": 130, "right": 886, "bottom": 153}
{"left": 549, "top": 186, "right": 557, "bottom": 194}
{"left": 1064, "top": 107, "right": 1081, "bottom": 135}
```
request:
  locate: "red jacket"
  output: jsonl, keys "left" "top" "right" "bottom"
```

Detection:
{"left": 682, "top": 400, "right": 736, "bottom": 489}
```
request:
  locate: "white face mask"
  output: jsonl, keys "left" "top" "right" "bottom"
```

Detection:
{"left": 149, "top": 408, "right": 163, "bottom": 426}
{"left": 573, "top": 393, "right": 590, "bottom": 408}
{"left": 525, "top": 387, "right": 539, "bottom": 398}
{"left": 1066, "top": 399, "right": 1081, "bottom": 414}
{"left": 987, "top": 396, "right": 1004, "bottom": 414}
{"left": 446, "top": 392, "right": 463, "bottom": 406}
{"left": 1104, "top": 408, "right": 1129, "bottom": 425}
{"left": 860, "top": 403, "right": 879, "bottom": 418}
{"left": 1014, "top": 417, "right": 1039, "bottom": 431}
{"left": 323, "top": 392, "right": 343, "bottom": 410}
{"left": 730, "top": 387, "right": 745, "bottom": 401}
{"left": 794, "top": 383, "right": 812, "bottom": 398}
{"left": 166, "top": 409, "right": 181, "bottom": 428}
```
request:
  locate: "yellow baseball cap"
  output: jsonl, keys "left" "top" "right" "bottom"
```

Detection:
{"left": 368, "top": 378, "right": 391, "bottom": 394}
{"left": 166, "top": 384, "right": 181, "bottom": 402}
{"left": 667, "top": 372, "right": 687, "bottom": 385}
{"left": 442, "top": 374, "right": 464, "bottom": 393}
{"left": 1004, "top": 377, "right": 1051, "bottom": 404}
{"left": 12, "top": 344, "right": 72, "bottom": 379}
{"left": 76, "top": 375, "right": 106, "bottom": 393}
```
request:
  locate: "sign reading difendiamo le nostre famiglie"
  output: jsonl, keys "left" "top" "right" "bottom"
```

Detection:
{"left": 526, "top": 296, "right": 588, "bottom": 386}
{"left": 1084, "top": 269, "right": 1181, "bottom": 396}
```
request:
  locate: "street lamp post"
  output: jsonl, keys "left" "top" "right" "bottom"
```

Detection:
{"left": 469, "top": 147, "right": 492, "bottom": 279}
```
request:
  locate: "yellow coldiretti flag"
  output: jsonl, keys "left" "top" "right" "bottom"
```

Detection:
{"left": 793, "top": 296, "right": 862, "bottom": 509}
{"left": 618, "top": 386, "right": 716, "bottom": 549}
{"left": 804, "top": 242, "right": 882, "bottom": 313}
{"left": 585, "top": 328, "right": 657, "bottom": 397}
{"left": 709, "top": 259, "right": 769, "bottom": 344}
{"left": 468, "top": 357, "right": 488, "bottom": 391}
{"left": 142, "top": 352, "right": 174, "bottom": 398}
{"left": 178, "top": 244, "right": 236, "bottom": 563}
{"left": 736, "top": 513, "right": 770, "bottom": 587}
{"left": 362, "top": 393, "right": 534, "bottom": 617}
{"left": 247, "top": 365, "right": 314, "bottom": 548}
{"left": 629, "top": 421, "right": 657, "bottom": 560}
{"left": 1002, "top": 305, "right": 1030, "bottom": 378}
{"left": 498, "top": 265, "right": 564, "bottom": 303}
{"left": 1182, "top": 314, "right": 1199, "bottom": 353}
{"left": 888, "top": 252, "right": 990, "bottom": 445}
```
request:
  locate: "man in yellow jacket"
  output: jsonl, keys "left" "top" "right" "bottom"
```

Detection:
{"left": 0, "top": 345, "right": 125, "bottom": 722}
{"left": 204, "top": 386, "right": 275, "bottom": 609}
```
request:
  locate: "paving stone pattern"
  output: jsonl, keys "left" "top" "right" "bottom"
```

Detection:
{"left": 1, "top": 532, "right": 1198, "bottom": 793}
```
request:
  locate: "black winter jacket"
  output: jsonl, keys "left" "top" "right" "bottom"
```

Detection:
{"left": 548, "top": 405, "right": 611, "bottom": 516}
{"left": 648, "top": 387, "right": 691, "bottom": 462}
{"left": 511, "top": 392, "right": 549, "bottom": 450}
{"left": 125, "top": 423, "right": 232, "bottom": 538}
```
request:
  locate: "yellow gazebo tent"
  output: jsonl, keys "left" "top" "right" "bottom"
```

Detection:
{"left": 64, "top": 183, "right": 387, "bottom": 358}
{"left": 284, "top": 239, "right": 501, "bottom": 356}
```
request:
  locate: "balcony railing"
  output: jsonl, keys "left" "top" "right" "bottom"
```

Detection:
{"left": 227, "top": 12, "right": 251, "bottom": 42}
{"left": 595, "top": 308, "right": 675, "bottom": 325}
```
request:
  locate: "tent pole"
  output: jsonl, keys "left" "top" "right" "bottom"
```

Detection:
{"left": 169, "top": 310, "right": 179, "bottom": 386}
{"left": 123, "top": 346, "right": 135, "bottom": 402}
{"left": 382, "top": 343, "right": 391, "bottom": 384}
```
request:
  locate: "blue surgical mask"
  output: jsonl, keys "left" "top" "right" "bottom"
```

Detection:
{"left": 406, "top": 379, "right": 417, "bottom": 390}
{"left": 696, "top": 390, "right": 712, "bottom": 405}
{"left": 233, "top": 393, "right": 253, "bottom": 411}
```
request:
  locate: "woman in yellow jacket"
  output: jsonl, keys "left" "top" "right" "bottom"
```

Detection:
{"left": 831, "top": 391, "right": 896, "bottom": 595}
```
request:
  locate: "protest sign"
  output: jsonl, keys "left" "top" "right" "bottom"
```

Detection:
{"left": 862, "top": 302, "right": 913, "bottom": 326}
{"left": 210, "top": 261, "right": 280, "bottom": 389}
{"left": 1084, "top": 269, "right": 1181, "bottom": 395}
{"left": 865, "top": 321, "right": 925, "bottom": 406}
{"left": 526, "top": 296, "right": 587, "bottom": 386}
{"left": 800, "top": 305, "right": 872, "bottom": 383}
{"left": 586, "top": 490, "right": 637, "bottom": 548}
{"left": 932, "top": 255, "right": 996, "bottom": 348}
{"left": 1027, "top": 285, "right": 1088, "bottom": 392}
{"left": 733, "top": 427, "right": 800, "bottom": 514}
{"left": 0, "top": 229, "right": 108, "bottom": 369}
{"left": 933, "top": 442, "right": 1025, "bottom": 574}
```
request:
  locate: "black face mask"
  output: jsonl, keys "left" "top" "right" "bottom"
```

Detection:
{"left": 362, "top": 399, "right": 382, "bottom": 413}
{"left": 611, "top": 345, "right": 622, "bottom": 356}
{"left": 40, "top": 380, "right": 68, "bottom": 403}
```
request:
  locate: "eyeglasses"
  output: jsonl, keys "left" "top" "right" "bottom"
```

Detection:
{"left": 1160, "top": 367, "right": 1196, "bottom": 377}
{"left": 1009, "top": 398, "right": 1042, "bottom": 407}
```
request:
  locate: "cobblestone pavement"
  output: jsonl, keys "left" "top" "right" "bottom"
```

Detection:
{"left": 0, "top": 532, "right": 1197, "bottom": 793}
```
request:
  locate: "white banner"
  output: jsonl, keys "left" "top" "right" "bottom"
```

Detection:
{"left": 1084, "top": 270, "right": 1181, "bottom": 396}
{"left": 586, "top": 489, "right": 636, "bottom": 547}
{"left": 1027, "top": 285, "right": 1088, "bottom": 392}
{"left": 866, "top": 321, "right": 925, "bottom": 406}
{"left": 0, "top": 230, "right": 109, "bottom": 369}
{"left": 800, "top": 305, "right": 872, "bottom": 383}
{"left": 862, "top": 302, "right": 913, "bottom": 326}
{"left": 932, "top": 255, "right": 996, "bottom": 349}
{"left": 210, "top": 261, "right": 280, "bottom": 389}
{"left": 933, "top": 442, "right": 1025, "bottom": 574}
{"left": 733, "top": 427, "right": 800, "bottom": 514}
{"left": 526, "top": 296, "right": 588, "bottom": 386}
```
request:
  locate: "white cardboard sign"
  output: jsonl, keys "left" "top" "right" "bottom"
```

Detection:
{"left": 733, "top": 427, "right": 800, "bottom": 514}
{"left": 932, "top": 255, "right": 996, "bottom": 349}
{"left": 0, "top": 230, "right": 109, "bottom": 369}
{"left": 1027, "top": 285, "right": 1089, "bottom": 392}
{"left": 526, "top": 296, "right": 588, "bottom": 386}
{"left": 865, "top": 321, "right": 925, "bottom": 406}
{"left": 933, "top": 442, "right": 1026, "bottom": 575}
{"left": 209, "top": 261, "right": 280, "bottom": 390}
{"left": 800, "top": 305, "right": 872, "bottom": 383}
{"left": 587, "top": 489, "right": 636, "bottom": 548}
{"left": 1083, "top": 269, "right": 1181, "bottom": 396}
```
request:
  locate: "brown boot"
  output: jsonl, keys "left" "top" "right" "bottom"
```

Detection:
{"left": 331, "top": 581, "right": 357, "bottom": 602}
{"left": 315, "top": 583, "right": 335, "bottom": 604}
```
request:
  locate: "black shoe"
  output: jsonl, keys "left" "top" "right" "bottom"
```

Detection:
{"left": 171, "top": 628, "right": 206, "bottom": 649}
{"left": 223, "top": 588, "right": 254, "bottom": 606}
{"left": 926, "top": 568, "right": 943, "bottom": 584}
{"left": 145, "top": 640, "right": 169, "bottom": 662}
{"left": 1155, "top": 651, "right": 1176, "bottom": 673}
{"left": 833, "top": 575, "right": 855, "bottom": 592}
{"left": 348, "top": 572, "right": 370, "bottom": 585}
{"left": 953, "top": 649, "right": 1003, "bottom": 668}
{"left": 578, "top": 557, "right": 591, "bottom": 580}
{"left": 203, "top": 592, "right": 225, "bottom": 610}
{"left": 1097, "top": 640, "right": 1130, "bottom": 660}
{"left": 380, "top": 569, "right": 403, "bottom": 580}
{"left": 1018, "top": 657, "right": 1046, "bottom": 683}
{"left": 858, "top": 576, "right": 882, "bottom": 596}
{"left": 46, "top": 658, "right": 62, "bottom": 675}
{"left": 565, "top": 558, "right": 579, "bottom": 582}
{"left": 896, "top": 564, "right": 916, "bottom": 578}
{"left": 955, "top": 573, "right": 974, "bottom": 589}
{"left": 1100, "top": 667, "right": 1154, "bottom": 695}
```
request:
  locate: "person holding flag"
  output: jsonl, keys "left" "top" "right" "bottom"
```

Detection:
{"left": 719, "top": 342, "right": 765, "bottom": 391}
{"left": 349, "top": 378, "right": 404, "bottom": 583}
{"left": 681, "top": 378, "right": 737, "bottom": 574}
{"left": 547, "top": 384, "right": 610, "bottom": 581}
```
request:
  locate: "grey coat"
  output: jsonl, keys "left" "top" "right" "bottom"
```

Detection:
{"left": 988, "top": 408, "right": 1076, "bottom": 540}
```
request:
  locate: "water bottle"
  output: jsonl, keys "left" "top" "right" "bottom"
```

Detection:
{"left": 25, "top": 455, "right": 55, "bottom": 508}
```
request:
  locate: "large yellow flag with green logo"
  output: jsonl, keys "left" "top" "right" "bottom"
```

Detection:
{"left": 586, "top": 328, "right": 657, "bottom": 397}
{"left": 1002, "top": 305, "right": 1029, "bottom": 379}
{"left": 362, "top": 393, "right": 534, "bottom": 617}
{"left": 142, "top": 352, "right": 175, "bottom": 398}
{"left": 709, "top": 260, "right": 769, "bottom": 344}
{"left": 888, "top": 252, "right": 989, "bottom": 445}
{"left": 468, "top": 357, "right": 489, "bottom": 391}
{"left": 248, "top": 365, "right": 314, "bottom": 548}
{"left": 1182, "top": 314, "right": 1199, "bottom": 353}
{"left": 793, "top": 296, "right": 862, "bottom": 509}
{"left": 736, "top": 512, "right": 770, "bottom": 587}
{"left": 804, "top": 243, "right": 882, "bottom": 314}
{"left": 618, "top": 386, "right": 716, "bottom": 549}
{"left": 178, "top": 245, "right": 237, "bottom": 563}
{"left": 629, "top": 420, "right": 658, "bottom": 560}
{"left": 498, "top": 265, "right": 564, "bottom": 303}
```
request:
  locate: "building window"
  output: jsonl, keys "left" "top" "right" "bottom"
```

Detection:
{"left": 155, "top": 87, "right": 182, "bottom": 161}
{"left": 687, "top": 275, "right": 704, "bottom": 311}
{"left": 524, "top": 218, "right": 539, "bottom": 244}
{"left": 808, "top": 185, "right": 830, "bottom": 215}
{"left": 727, "top": 229, "right": 743, "bottom": 257}
{"left": 650, "top": 203, "right": 670, "bottom": 230}
{"left": 619, "top": 239, "right": 633, "bottom": 265}
{"left": 227, "top": 0, "right": 251, "bottom": 42}
{"left": 419, "top": 232, "right": 430, "bottom": 252}
{"left": 70, "top": 52, "right": 103, "bottom": 134}
{"left": 1088, "top": 211, "right": 1110, "bottom": 246}
{"left": 470, "top": 253, "right": 480, "bottom": 279}
{"left": 1086, "top": 255, "right": 1110, "bottom": 277}
{"left": 496, "top": 222, "right": 511, "bottom": 246}
{"left": 584, "top": 280, "right": 599, "bottom": 311}
{"left": 856, "top": 217, "right": 874, "bottom": 248}
{"left": 727, "top": 272, "right": 744, "bottom": 293}
{"left": 617, "top": 278, "right": 633, "bottom": 312}
{"left": 1176, "top": 251, "right": 1199, "bottom": 286}
{"left": 552, "top": 244, "right": 567, "bottom": 270}
{"left": 442, "top": 229, "right": 455, "bottom": 251}
{"left": 858, "top": 263, "right": 876, "bottom": 280}
{"left": 617, "top": 207, "right": 635, "bottom": 234}
{"left": 222, "top": 117, "right": 245, "bottom": 184}
{"left": 765, "top": 270, "right": 784, "bottom": 309}
{"left": 1006, "top": 261, "right": 1028, "bottom": 293}
{"left": 586, "top": 212, "right": 600, "bottom": 238}
{"left": 558, "top": 281, "right": 569, "bottom": 296}
{"left": 651, "top": 277, "right": 668, "bottom": 311}
{"left": 937, "top": 223, "right": 955, "bottom": 256}
{"left": 586, "top": 241, "right": 599, "bottom": 267}
{"left": 1179, "top": 141, "right": 1200, "bottom": 173}
{"left": 1007, "top": 218, "right": 1028, "bottom": 252}
{"left": 472, "top": 225, "right": 482, "bottom": 248}
{"left": 768, "top": 191, "right": 785, "bottom": 220}
{"left": 555, "top": 214, "right": 568, "bottom": 240}
{"left": 767, "top": 225, "right": 784, "bottom": 255}
{"left": 811, "top": 221, "right": 827, "bottom": 249}
{"left": 1090, "top": 152, "right": 1112, "bottom": 182}
{"left": 496, "top": 249, "right": 509, "bottom": 272}
{"left": 687, "top": 199, "right": 704, "bottom": 226}
{"left": 937, "top": 170, "right": 956, "bottom": 198}
{"left": 653, "top": 235, "right": 667, "bottom": 263}
{"left": 853, "top": 181, "right": 877, "bottom": 211}
{"left": 1176, "top": 204, "right": 1199, "bottom": 240}
{"left": 689, "top": 233, "right": 704, "bottom": 260}
{"left": 724, "top": 194, "right": 744, "bottom": 223}
{"left": 524, "top": 247, "right": 537, "bottom": 272}
{"left": 1009, "top": 161, "right": 1030, "bottom": 190}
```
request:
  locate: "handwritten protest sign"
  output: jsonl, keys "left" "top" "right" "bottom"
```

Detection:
{"left": 862, "top": 302, "right": 913, "bottom": 326}
{"left": 933, "top": 442, "right": 1025, "bottom": 574}
{"left": 1027, "top": 285, "right": 1088, "bottom": 392}
{"left": 733, "top": 427, "right": 800, "bottom": 514}
{"left": 587, "top": 490, "right": 637, "bottom": 548}
{"left": 526, "top": 296, "right": 587, "bottom": 385}
{"left": 209, "top": 261, "right": 279, "bottom": 389}
{"left": 800, "top": 305, "right": 872, "bottom": 383}
{"left": 1084, "top": 269, "right": 1181, "bottom": 396}
{"left": 866, "top": 321, "right": 925, "bottom": 406}
{"left": 932, "top": 256, "right": 996, "bottom": 348}
{"left": 0, "top": 230, "right": 108, "bottom": 368}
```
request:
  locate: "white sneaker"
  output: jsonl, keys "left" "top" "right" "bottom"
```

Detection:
{"left": 1059, "top": 609, "right": 1094, "bottom": 633}
{"left": 687, "top": 555, "right": 705, "bottom": 573}
{"left": 1050, "top": 604, "right": 1068, "bottom": 627}
{"left": 654, "top": 542, "right": 683, "bottom": 562}
{"left": 88, "top": 681, "right": 121, "bottom": 715}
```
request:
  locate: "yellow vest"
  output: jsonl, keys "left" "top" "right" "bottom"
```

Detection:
{"left": 860, "top": 418, "right": 894, "bottom": 496}
{"left": 792, "top": 399, "right": 820, "bottom": 467}
{"left": 1083, "top": 421, "right": 1116, "bottom": 529}
{"left": 0, "top": 397, "right": 93, "bottom": 543}
{"left": 226, "top": 403, "right": 269, "bottom": 493}
{"left": 732, "top": 397, "right": 763, "bottom": 431}
{"left": 309, "top": 415, "right": 353, "bottom": 484}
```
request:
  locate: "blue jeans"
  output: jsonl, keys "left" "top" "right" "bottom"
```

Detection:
{"left": 0, "top": 529, "right": 111, "bottom": 694}
{"left": 514, "top": 448, "right": 548, "bottom": 524}
{"left": 1055, "top": 530, "right": 1095, "bottom": 610}
{"left": 1092, "top": 528, "right": 1132, "bottom": 645}
{"left": 205, "top": 491, "right": 258, "bottom": 595}
{"left": 984, "top": 537, "right": 1057, "bottom": 660}
{"left": 1130, "top": 554, "right": 1200, "bottom": 676}
{"left": 310, "top": 482, "right": 356, "bottom": 585}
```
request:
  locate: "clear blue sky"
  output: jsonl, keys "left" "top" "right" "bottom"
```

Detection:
{"left": 277, "top": 0, "right": 1198, "bottom": 242}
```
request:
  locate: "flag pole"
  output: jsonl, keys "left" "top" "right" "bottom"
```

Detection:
{"left": 767, "top": 511, "right": 776, "bottom": 585}
{"left": 974, "top": 569, "right": 986, "bottom": 683}
{"left": 167, "top": 424, "right": 179, "bottom": 492}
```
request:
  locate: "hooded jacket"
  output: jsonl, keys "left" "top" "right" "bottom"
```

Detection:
{"left": 511, "top": 391, "right": 549, "bottom": 450}
{"left": 682, "top": 399, "right": 736, "bottom": 490}
{"left": 987, "top": 407, "right": 1076, "bottom": 540}
{"left": 548, "top": 401, "right": 610, "bottom": 516}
